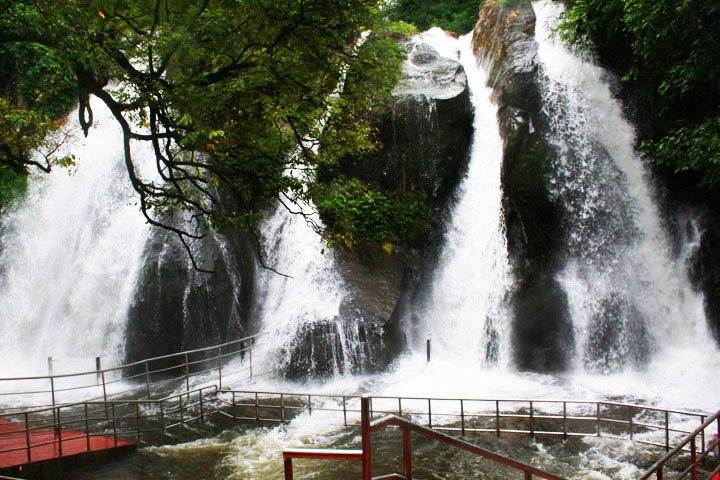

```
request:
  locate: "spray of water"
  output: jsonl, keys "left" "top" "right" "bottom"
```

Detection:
{"left": 0, "top": 97, "right": 154, "bottom": 377}
{"left": 534, "top": 0, "right": 719, "bottom": 378}
{"left": 408, "top": 29, "right": 513, "bottom": 369}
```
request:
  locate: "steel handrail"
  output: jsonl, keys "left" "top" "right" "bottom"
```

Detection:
{"left": 371, "top": 414, "right": 567, "bottom": 480}
{"left": 0, "top": 333, "right": 264, "bottom": 382}
{"left": 640, "top": 408, "right": 720, "bottom": 479}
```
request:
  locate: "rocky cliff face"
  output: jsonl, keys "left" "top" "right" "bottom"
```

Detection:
{"left": 124, "top": 226, "right": 255, "bottom": 362}
{"left": 333, "top": 40, "right": 474, "bottom": 353}
{"left": 473, "top": 0, "right": 573, "bottom": 372}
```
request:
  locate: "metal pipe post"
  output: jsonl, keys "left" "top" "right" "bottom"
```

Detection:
{"left": 56, "top": 407, "right": 63, "bottom": 456}
{"left": 84, "top": 403, "right": 90, "bottom": 452}
{"left": 217, "top": 346, "right": 223, "bottom": 389}
{"left": 144, "top": 361, "right": 151, "bottom": 399}
{"left": 403, "top": 426, "right": 412, "bottom": 479}
{"left": 24, "top": 412, "right": 31, "bottom": 463}
{"left": 361, "top": 396, "right": 371, "bottom": 480}
{"left": 426, "top": 336, "right": 431, "bottom": 363}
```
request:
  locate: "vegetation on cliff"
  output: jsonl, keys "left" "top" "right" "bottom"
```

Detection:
{"left": 561, "top": 0, "right": 720, "bottom": 197}
{"left": 0, "top": 0, "right": 411, "bottom": 264}
{"left": 388, "top": 0, "right": 480, "bottom": 34}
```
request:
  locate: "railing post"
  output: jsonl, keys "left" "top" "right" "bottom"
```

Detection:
{"left": 495, "top": 400, "right": 500, "bottom": 437}
{"left": 629, "top": 407, "right": 634, "bottom": 440}
{"left": 563, "top": 402, "right": 568, "bottom": 439}
{"left": 398, "top": 397, "right": 402, "bottom": 417}
{"left": 111, "top": 402, "right": 118, "bottom": 446}
{"left": 200, "top": 390, "right": 206, "bottom": 423}
{"left": 361, "top": 396, "right": 371, "bottom": 480}
{"left": 691, "top": 437, "right": 697, "bottom": 480}
{"left": 700, "top": 415, "right": 705, "bottom": 457}
{"left": 403, "top": 425, "right": 412, "bottom": 480}
{"left": 665, "top": 410, "right": 670, "bottom": 451}
{"left": 56, "top": 406, "right": 63, "bottom": 456}
{"left": 50, "top": 375, "right": 57, "bottom": 430}
{"left": 426, "top": 336, "right": 431, "bottom": 363}
{"left": 136, "top": 403, "right": 141, "bottom": 439}
{"left": 596, "top": 403, "right": 601, "bottom": 437}
{"left": 179, "top": 395, "right": 185, "bottom": 425}
{"left": 255, "top": 392, "right": 260, "bottom": 421}
{"left": 529, "top": 401, "right": 535, "bottom": 437}
{"left": 281, "top": 394, "right": 286, "bottom": 422}
{"left": 217, "top": 346, "right": 223, "bottom": 389}
{"left": 85, "top": 403, "right": 91, "bottom": 452}
{"left": 284, "top": 456, "right": 294, "bottom": 480}
{"left": 428, "top": 398, "right": 432, "bottom": 428}
{"left": 96, "top": 356, "right": 102, "bottom": 385}
{"left": 343, "top": 396, "right": 347, "bottom": 426}
{"left": 460, "top": 399, "right": 465, "bottom": 436}
{"left": 249, "top": 341, "right": 253, "bottom": 378}
{"left": 24, "top": 412, "right": 31, "bottom": 463}
{"left": 144, "top": 361, "right": 151, "bottom": 399}
{"left": 101, "top": 369, "right": 109, "bottom": 420}
{"left": 308, "top": 395, "right": 312, "bottom": 416}
{"left": 184, "top": 352, "right": 190, "bottom": 398}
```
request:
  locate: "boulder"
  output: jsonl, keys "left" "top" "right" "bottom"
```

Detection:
{"left": 473, "top": 0, "right": 572, "bottom": 372}
{"left": 124, "top": 226, "right": 256, "bottom": 362}
{"left": 331, "top": 40, "right": 474, "bottom": 345}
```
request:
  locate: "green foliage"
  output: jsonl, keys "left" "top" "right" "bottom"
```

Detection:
{"left": 388, "top": 0, "right": 480, "bottom": 33}
{"left": 0, "top": 163, "right": 27, "bottom": 208}
{"left": 313, "top": 177, "right": 431, "bottom": 249}
{"left": 0, "top": 0, "right": 412, "bottom": 256}
{"left": 561, "top": 0, "right": 720, "bottom": 197}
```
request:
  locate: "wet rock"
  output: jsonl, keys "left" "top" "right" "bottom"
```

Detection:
{"left": 584, "top": 294, "right": 651, "bottom": 373}
{"left": 688, "top": 214, "right": 720, "bottom": 343}
{"left": 327, "top": 40, "right": 473, "bottom": 353}
{"left": 281, "top": 320, "right": 386, "bottom": 380}
{"left": 338, "top": 40, "right": 473, "bottom": 200}
{"left": 512, "top": 275, "right": 574, "bottom": 372}
{"left": 473, "top": 0, "right": 570, "bottom": 371}
{"left": 124, "top": 227, "right": 255, "bottom": 362}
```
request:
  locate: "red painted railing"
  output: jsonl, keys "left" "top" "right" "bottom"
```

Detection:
{"left": 640, "top": 408, "right": 720, "bottom": 480}
{"left": 282, "top": 396, "right": 567, "bottom": 480}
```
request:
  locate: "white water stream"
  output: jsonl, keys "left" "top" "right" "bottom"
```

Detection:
{"left": 0, "top": 97, "right": 154, "bottom": 377}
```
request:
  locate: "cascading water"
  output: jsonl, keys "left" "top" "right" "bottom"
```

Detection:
{"left": 0, "top": 97, "right": 154, "bottom": 377}
{"left": 534, "top": 0, "right": 719, "bottom": 377}
{"left": 409, "top": 29, "right": 513, "bottom": 369}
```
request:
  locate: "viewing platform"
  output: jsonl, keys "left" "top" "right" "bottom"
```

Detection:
{"left": 0, "top": 418, "right": 133, "bottom": 470}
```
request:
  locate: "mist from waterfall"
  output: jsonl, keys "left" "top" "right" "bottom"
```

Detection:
{"left": 0, "top": 97, "right": 154, "bottom": 377}
{"left": 534, "top": 0, "right": 719, "bottom": 376}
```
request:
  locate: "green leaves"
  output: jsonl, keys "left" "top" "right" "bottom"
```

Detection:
{"left": 561, "top": 0, "right": 720, "bottom": 198}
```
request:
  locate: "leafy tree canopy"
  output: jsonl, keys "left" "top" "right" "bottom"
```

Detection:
{"left": 561, "top": 0, "right": 720, "bottom": 196}
{"left": 0, "top": 0, "right": 405, "bottom": 267}
{"left": 388, "top": 0, "right": 480, "bottom": 34}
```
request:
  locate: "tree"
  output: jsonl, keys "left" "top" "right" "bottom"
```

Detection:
{"left": 561, "top": 0, "right": 720, "bottom": 196}
{"left": 0, "top": 0, "right": 401, "bottom": 268}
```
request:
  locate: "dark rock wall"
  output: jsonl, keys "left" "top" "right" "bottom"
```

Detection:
{"left": 473, "top": 0, "right": 574, "bottom": 372}
{"left": 333, "top": 41, "right": 474, "bottom": 353}
{"left": 124, "top": 227, "right": 256, "bottom": 362}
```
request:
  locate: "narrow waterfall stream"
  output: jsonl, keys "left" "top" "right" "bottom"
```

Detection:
{"left": 410, "top": 29, "right": 513, "bottom": 370}
{"left": 0, "top": 97, "right": 154, "bottom": 377}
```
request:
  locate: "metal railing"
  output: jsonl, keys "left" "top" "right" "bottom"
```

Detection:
{"left": 0, "top": 333, "right": 266, "bottom": 413}
{"left": 640, "top": 409, "right": 720, "bottom": 480}
{"left": 221, "top": 390, "right": 709, "bottom": 452}
{"left": 0, "top": 385, "right": 221, "bottom": 465}
{"left": 283, "top": 397, "right": 567, "bottom": 480}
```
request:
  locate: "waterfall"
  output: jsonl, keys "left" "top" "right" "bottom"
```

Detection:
{"left": 411, "top": 29, "right": 512, "bottom": 368}
{"left": 0, "top": 97, "right": 154, "bottom": 377}
{"left": 534, "top": 0, "right": 718, "bottom": 374}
